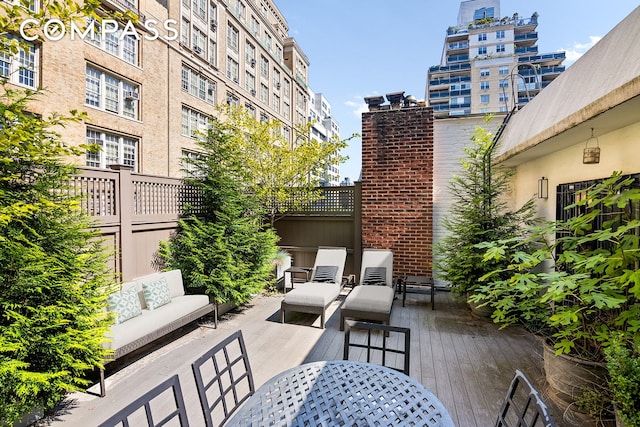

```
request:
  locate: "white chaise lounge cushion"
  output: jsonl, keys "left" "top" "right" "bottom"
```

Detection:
{"left": 342, "top": 285, "right": 394, "bottom": 313}
{"left": 283, "top": 282, "right": 341, "bottom": 306}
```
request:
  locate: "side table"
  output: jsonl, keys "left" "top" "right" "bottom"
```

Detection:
{"left": 283, "top": 267, "right": 312, "bottom": 293}
{"left": 402, "top": 275, "right": 435, "bottom": 309}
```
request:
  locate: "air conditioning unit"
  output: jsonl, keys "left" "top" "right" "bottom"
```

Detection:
{"left": 207, "top": 83, "right": 216, "bottom": 94}
{"left": 276, "top": 82, "right": 281, "bottom": 90}
{"left": 210, "top": 18, "right": 217, "bottom": 30}
{"left": 250, "top": 58, "right": 256, "bottom": 68}
{"left": 250, "top": 89, "right": 256, "bottom": 96}
{"left": 193, "top": 46, "right": 203, "bottom": 54}
{"left": 233, "top": 77, "right": 239, "bottom": 83}
{"left": 124, "top": 91, "right": 139, "bottom": 101}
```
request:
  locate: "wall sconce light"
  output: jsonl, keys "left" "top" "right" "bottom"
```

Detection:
{"left": 538, "top": 176, "right": 548, "bottom": 199}
{"left": 583, "top": 128, "right": 600, "bottom": 164}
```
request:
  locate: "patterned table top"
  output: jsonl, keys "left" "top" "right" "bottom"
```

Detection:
{"left": 226, "top": 360, "right": 455, "bottom": 427}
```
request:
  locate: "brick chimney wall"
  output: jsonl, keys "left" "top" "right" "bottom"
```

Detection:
{"left": 361, "top": 105, "right": 434, "bottom": 277}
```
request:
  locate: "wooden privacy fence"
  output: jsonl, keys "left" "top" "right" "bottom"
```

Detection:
{"left": 72, "top": 166, "right": 360, "bottom": 281}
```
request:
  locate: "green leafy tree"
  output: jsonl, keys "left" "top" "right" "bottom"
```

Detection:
{"left": 159, "top": 110, "right": 279, "bottom": 305}
{"left": 0, "top": 89, "right": 113, "bottom": 424}
{"left": 476, "top": 172, "right": 640, "bottom": 361}
{"left": 217, "top": 106, "right": 353, "bottom": 225}
{"left": 435, "top": 117, "right": 536, "bottom": 296}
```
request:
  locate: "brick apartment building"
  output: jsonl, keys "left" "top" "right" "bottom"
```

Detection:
{"left": 7, "top": 0, "right": 320, "bottom": 178}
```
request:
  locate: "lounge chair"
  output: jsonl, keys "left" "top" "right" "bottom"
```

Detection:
{"left": 280, "top": 247, "right": 347, "bottom": 328}
{"left": 340, "top": 249, "right": 396, "bottom": 331}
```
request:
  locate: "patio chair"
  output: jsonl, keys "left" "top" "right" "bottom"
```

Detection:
{"left": 340, "top": 249, "right": 396, "bottom": 331}
{"left": 191, "top": 330, "right": 254, "bottom": 427}
{"left": 97, "top": 375, "right": 189, "bottom": 427}
{"left": 343, "top": 320, "right": 411, "bottom": 375}
{"left": 496, "top": 369, "right": 556, "bottom": 427}
{"left": 280, "top": 246, "right": 347, "bottom": 328}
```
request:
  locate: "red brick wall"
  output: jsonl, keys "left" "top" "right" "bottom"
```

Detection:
{"left": 361, "top": 106, "right": 434, "bottom": 277}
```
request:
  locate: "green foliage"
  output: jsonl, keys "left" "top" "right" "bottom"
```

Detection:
{"left": 606, "top": 339, "right": 640, "bottom": 426}
{"left": 475, "top": 172, "right": 640, "bottom": 362}
{"left": 159, "top": 108, "right": 279, "bottom": 305}
{"left": 214, "top": 106, "right": 353, "bottom": 225}
{"left": 435, "top": 116, "right": 536, "bottom": 296}
{"left": 0, "top": 89, "right": 112, "bottom": 424}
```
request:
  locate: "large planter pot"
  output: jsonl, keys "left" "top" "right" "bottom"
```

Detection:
{"left": 467, "top": 294, "right": 493, "bottom": 318}
{"left": 543, "top": 341, "right": 614, "bottom": 426}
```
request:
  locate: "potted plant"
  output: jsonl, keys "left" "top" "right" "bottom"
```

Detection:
{"left": 606, "top": 338, "right": 640, "bottom": 427}
{"left": 435, "top": 118, "right": 536, "bottom": 315}
{"left": 473, "top": 172, "right": 640, "bottom": 423}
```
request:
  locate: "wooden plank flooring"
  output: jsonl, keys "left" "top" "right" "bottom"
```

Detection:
{"left": 39, "top": 287, "right": 567, "bottom": 427}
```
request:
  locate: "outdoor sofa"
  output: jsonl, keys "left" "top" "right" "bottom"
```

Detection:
{"left": 340, "top": 249, "right": 396, "bottom": 330}
{"left": 280, "top": 247, "right": 347, "bottom": 329}
{"left": 100, "top": 269, "right": 216, "bottom": 396}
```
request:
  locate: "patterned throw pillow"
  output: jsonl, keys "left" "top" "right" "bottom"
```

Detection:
{"left": 312, "top": 265, "right": 339, "bottom": 283}
{"left": 142, "top": 277, "right": 172, "bottom": 310}
{"left": 362, "top": 267, "right": 387, "bottom": 286}
{"left": 107, "top": 287, "right": 143, "bottom": 324}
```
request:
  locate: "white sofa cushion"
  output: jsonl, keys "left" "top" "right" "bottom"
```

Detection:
{"left": 142, "top": 276, "right": 172, "bottom": 310}
{"left": 342, "top": 285, "right": 394, "bottom": 313}
{"left": 105, "top": 294, "right": 210, "bottom": 350}
{"left": 283, "top": 282, "right": 341, "bottom": 306}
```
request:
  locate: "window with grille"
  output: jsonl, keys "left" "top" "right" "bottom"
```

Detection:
{"left": 181, "top": 106, "right": 210, "bottom": 137}
{"left": 85, "top": 65, "right": 139, "bottom": 119}
{"left": 85, "top": 128, "right": 138, "bottom": 171}
{"left": 0, "top": 37, "right": 38, "bottom": 88}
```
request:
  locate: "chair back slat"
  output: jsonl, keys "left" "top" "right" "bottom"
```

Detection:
{"left": 343, "top": 320, "right": 411, "bottom": 375}
{"left": 98, "top": 375, "right": 189, "bottom": 427}
{"left": 192, "top": 330, "right": 254, "bottom": 427}
{"left": 495, "top": 369, "right": 556, "bottom": 427}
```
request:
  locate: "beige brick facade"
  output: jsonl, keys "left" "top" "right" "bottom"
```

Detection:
{"left": 13, "top": 0, "right": 306, "bottom": 178}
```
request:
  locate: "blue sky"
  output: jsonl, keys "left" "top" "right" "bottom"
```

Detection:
{"left": 274, "top": 1, "right": 639, "bottom": 183}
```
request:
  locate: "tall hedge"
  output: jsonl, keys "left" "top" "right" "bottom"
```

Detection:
{"left": 0, "top": 89, "right": 112, "bottom": 424}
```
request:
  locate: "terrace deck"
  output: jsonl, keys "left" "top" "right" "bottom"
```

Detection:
{"left": 41, "top": 288, "right": 567, "bottom": 427}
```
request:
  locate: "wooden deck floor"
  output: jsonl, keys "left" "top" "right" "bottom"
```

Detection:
{"left": 40, "top": 288, "right": 567, "bottom": 427}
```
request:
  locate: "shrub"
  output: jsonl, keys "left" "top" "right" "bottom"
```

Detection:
{"left": 606, "top": 340, "right": 640, "bottom": 427}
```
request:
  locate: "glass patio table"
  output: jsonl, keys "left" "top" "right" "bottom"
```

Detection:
{"left": 226, "top": 360, "right": 454, "bottom": 427}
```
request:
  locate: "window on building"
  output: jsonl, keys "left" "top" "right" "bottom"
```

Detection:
{"left": 85, "top": 65, "right": 139, "bottom": 119}
{"left": 227, "top": 23, "right": 239, "bottom": 52}
{"left": 181, "top": 64, "right": 215, "bottom": 104}
{"left": 260, "top": 83, "right": 268, "bottom": 104}
{"left": 0, "top": 38, "right": 38, "bottom": 88}
{"left": 192, "top": 0, "right": 205, "bottom": 19}
{"left": 87, "top": 24, "right": 138, "bottom": 65}
{"left": 226, "top": 56, "right": 239, "bottom": 82}
{"left": 478, "top": 33, "right": 487, "bottom": 42}
{"left": 273, "top": 68, "right": 280, "bottom": 88}
{"left": 480, "top": 68, "right": 490, "bottom": 77}
{"left": 283, "top": 100, "right": 290, "bottom": 119}
{"left": 181, "top": 17, "right": 190, "bottom": 46}
{"left": 208, "top": 39, "right": 217, "bottom": 65}
{"left": 250, "top": 15, "right": 259, "bottom": 35}
{"left": 474, "top": 7, "right": 494, "bottom": 21}
{"left": 499, "top": 65, "right": 509, "bottom": 75}
{"left": 496, "top": 30, "right": 505, "bottom": 39}
{"left": 283, "top": 79, "right": 290, "bottom": 97}
{"left": 499, "top": 79, "right": 509, "bottom": 88}
{"left": 496, "top": 44, "right": 506, "bottom": 53}
{"left": 245, "top": 41, "right": 255, "bottom": 65}
{"left": 192, "top": 27, "right": 206, "bottom": 55}
{"left": 275, "top": 45, "right": 282, "bottom": 62}
{"left": 264, "top": 31, "right": 272, "bottom": 52}
{"left": 181, "top": 106, "right": 210, "bottom": 137}
{"left": 478, "top": 46, "right": 487, "bottom": 55}
{"left": 86, "top": 128, "right": 138, "bottom": 171}
{"left": 245, "top": 71, "right": 255, "bottom": 93}
{"left": 226, "top": 94, "right": 239, "bottom": 106}
{"left": 260, "top": 56, "right": 269, "bottom": 78}
{"left": 181, "top": 150, "right": 204, "bottom": 177}
{"left": 480, "top": 94, "right": 490, "bottom": 103}
{"left": 209, "top": 3, "right": 217, "bottom": 24}
{"left": 245, "top": 104, "right": 255, "bottom": 118}
{"left": 235, "top": 0, "right": 245, "bottom": 20}
{"left": 499, "top": 93, "right": 509, "bottom": 103}
{"left": 480, "top": 81, "right": 490, "bottom": 90}
{"left": 272, "top": 94, "right": 280, "bottom": 113}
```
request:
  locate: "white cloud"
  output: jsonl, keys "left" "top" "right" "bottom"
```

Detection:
{"left": 563, "top": 36, "right": 602, "bottom": 65}
{"left": 345, "top": 99, "right": 368, "bottom": 117}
